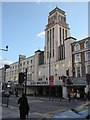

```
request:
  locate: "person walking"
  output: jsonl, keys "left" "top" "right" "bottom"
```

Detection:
{"left": 15, "top": 89, "right": 18, "bottom": 97}
{"left": 70, "top": 89, "right": 74, "bottom": 101}
{"left": 76, "top": 90, "right": 80, "bottom": 100}
{"left": 68, "top": 93, "right": 71, "bottom": 102}
{"left": 18, "top": 93, "right": 30, "bottom": 120}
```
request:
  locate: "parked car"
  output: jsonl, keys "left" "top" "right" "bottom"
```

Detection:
{"left": 52, "top": 102, "right": 90, "bottom": 119}
{"left": 2, "top": 90, "right": 10, "bottom": 97}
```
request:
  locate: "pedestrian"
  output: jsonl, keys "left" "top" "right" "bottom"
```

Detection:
{"left": 15, "top": 90, "right": 18, "bottom": 97}
{"left": 34, "top": 91, "right": 36, "bottom": 97}
{"left": 70, "top": 89, "right": 74, "bottom": 101}
{"left": 68, "top": 93, "right": 71, "bottom": 102}
{"left": 18, "top": 93, "right": 30, "bottom": 120}
{"left": 74, "top": 92, "right": 77, "bottom": 101}
{"left": 76, "top": 90, "right": 80, "bottom": 100}
{"left": 86, "top": 91, "right": 89, "bottom": 101}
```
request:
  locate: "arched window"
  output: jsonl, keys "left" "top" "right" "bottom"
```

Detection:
{"left": 75, "top": 43, "right": 80, "bottom": 51}
{"left": 85, "top": 40, "right": 90, "bottom": 48}
{"left": 85, "top": 51, "right": 90, "bottom": 61}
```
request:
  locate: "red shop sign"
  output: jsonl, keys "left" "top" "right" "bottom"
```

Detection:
{"left": 51, "top": 75, "right": 53, "bottom": 87}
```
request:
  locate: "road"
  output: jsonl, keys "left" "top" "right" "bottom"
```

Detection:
{"left": 1, "top": 95, "right": 85, "bottom": 119}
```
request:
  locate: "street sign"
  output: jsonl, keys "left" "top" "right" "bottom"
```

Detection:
{"left": 51, "top": 75, "right": 53, "bottom": 87}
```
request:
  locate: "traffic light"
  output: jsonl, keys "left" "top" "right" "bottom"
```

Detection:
{"left": 66, "top": 69, "right": 69, "bottom": 76}
{"left": 19, "top": 72, "right": 24, "bottom": 84}
{"left": 24, "top": 68, "right": 27, "bottom": 81}
{"left": 86, "top": 74, "right": 90, "bottom": 85}
{"left": 67, "top": 79, "right": 71, "bottom": 85}
{"left": 23, "top": 72, "right": 27, "bottom": 81}
{"left": 18, "top": 68, "right": 27, "bottom": 84}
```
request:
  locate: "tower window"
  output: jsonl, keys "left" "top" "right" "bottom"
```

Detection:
{"left": 23, "top": 62, "right": 25, "bottom": 66}
{"left": 53, "top": 49, "right": 54, "bottom": 57}
{"left": 63, "top": 29, "right": 64, "bottom": 40}
{"left": 65, "top": 30, "right": 67, "bottom": 39}
{"left": 60, "top": 27, "right": 61, "bottom": 45}
{"left": 50, "top": 29, "right": 51, "bottom": 58}
{"left": 47, "top": 31, "right": 49, "bottom": 58}
{"left": 31, "top": 60, "right": 32, "bottom": 63}
{"left": 27, "top": 61, "right": 29, "bottom": 64}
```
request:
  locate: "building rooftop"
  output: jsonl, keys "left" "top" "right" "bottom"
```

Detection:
{"left": 35, "top": 49, "right": 41, "bottom": 53}
{"left": 71, "top": 36, "right": 90, "bottom": 45}
{"left": 65, "top": 36, "right": 77, "bottom": 41}
{"left": 49, "top": 7, "right": 65, "bottom": 16}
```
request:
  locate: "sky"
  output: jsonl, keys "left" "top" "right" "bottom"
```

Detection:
{"left": 0, "top": 2, "right": 88, "bottom": 68}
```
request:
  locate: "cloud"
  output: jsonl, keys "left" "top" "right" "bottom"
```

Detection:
{"left": 37, "top": 31, "right": 45, "bottom": 38}
{"left": 0, "top": 56, "right": 13, "bottom": 68}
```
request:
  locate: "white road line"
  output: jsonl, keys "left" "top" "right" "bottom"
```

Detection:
{"left": 2, "top": 104, "right": 19, "bottom": 111}
{"left": 28, "top": 100, "right": 44, "bottom": 103}
{"left": 34, "top": 112, "right": 48, "bottom": 118}
{"left": 44, "top": 109, "right": 66, "bottom": 118}
{"left": 33, "top": 109, "right": 66, "bottom": 118}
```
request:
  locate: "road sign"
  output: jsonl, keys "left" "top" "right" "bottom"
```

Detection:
{"left": 51, "top": 75, "right": 53, "bottom": 87}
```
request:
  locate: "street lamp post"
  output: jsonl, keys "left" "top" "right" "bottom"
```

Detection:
{"left": 0, "top": 46, "right": 8, "bottom": 90}
{"left": 49, "top": 52, "right": 51, "bottom": 100}
{"left": 24, "top": 68, "right": 27, "bottom": 95}
{"left": 0, "top": 46, "right": 8, "bottom": 51}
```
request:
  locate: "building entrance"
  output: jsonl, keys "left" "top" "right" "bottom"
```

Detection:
{"left": 37, "top": 86, "right": 62, "bottom": 98}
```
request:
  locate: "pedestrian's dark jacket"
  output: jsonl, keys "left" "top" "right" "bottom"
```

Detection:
{"left": 18, "top": 93, "right": 30, "bottom": 119}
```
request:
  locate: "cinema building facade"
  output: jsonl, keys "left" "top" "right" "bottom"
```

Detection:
{"left": 0, "top": 7, "right": 90, "bottom": 98}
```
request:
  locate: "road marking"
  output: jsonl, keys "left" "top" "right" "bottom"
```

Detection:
{"left": 34, "top": 112, "right": 51, "bottom": 118}
{"left": 33, "top": 109, "right": 66, "bottom": 118}
{"left": 2, "top": 104, "right": 19, "bottom": 111}
{"left": 45, "top": 108, "right": 65, "bottom": 114}
{"left": 34, "top": 112, "right": 44, "bottom": 117}
{"left": 28, "top": 100, "right": 44, "bottom": 103}
{"left": 44, "top": 109, "right": 66, "bottom": 118}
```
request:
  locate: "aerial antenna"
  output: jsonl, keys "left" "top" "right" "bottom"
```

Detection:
{"left": 38, "top": 47, "right": 40, "bottom": 50}
{"left": 56, "top": 4, "right": 58, "bottom": 8}
{"left": 56, "top": 1, "right": 58, "bottom": 8}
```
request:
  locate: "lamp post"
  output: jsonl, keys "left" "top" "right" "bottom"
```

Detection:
{"left": 24, "top": 68, "right": 27, "bottom": 95}
{"left": 0, "top": 45, "right": 8, "bottom": 51}
{"left": 48, "top": 52, "right": 51, "bottom": 100}
{"left": 0, "top": 45, "right": 9, "bottom": 90}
